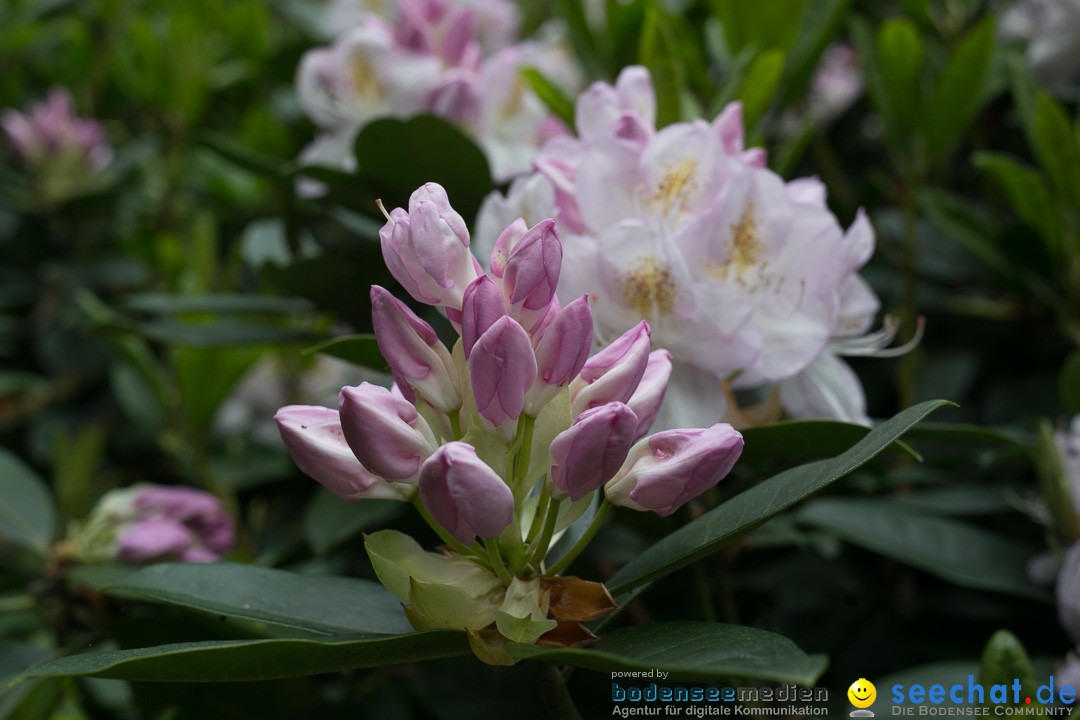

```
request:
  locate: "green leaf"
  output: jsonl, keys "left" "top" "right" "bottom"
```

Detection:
{"left": 877, "top": 18, "right": 923, "bottom": 134}
{"left": 303, "top": 491, "right": 403, "bottom": 555}
{"left": 552, "top": 0, "right": 601, "bottom": 75}
{"left": 104, "top": 563, "right": 415, "bottom": 636}
{"left": 305, "top": 333, "right": 389, "bottom": 373}
{"left": 606, "top": 400, "right": 952, "bottom": 595}
{"left": 122, "top": 294, "right": 313, "bottom": 315}
{"left": 796, "top": 498, "right": 1049, "bottom": 601}
{"left": 974, "top": 152, "right": 1060, "bottom": 258}
{"left": 1032, "top": 93, "right": 1080, "bottom": 209}
{"left": 979, "top": 630, "right": 1040, "bottom": 710}
{"left": 0, "top": 449, "right": 54, "bottom": 556}
{"left": 520, "top": 67, "right": 575, "bottom": 129}
{"left": 173, "top": 346, "right": 262, "bottom": 432}
{"left": 16, "top": 631, "right": 469, "bottom": 683}
{"left": 737, "top": 49, "right": 784, "bottom": 132}
{"left": 508, "top": 622, "right": 826, "bottom": 685}
{"left": 739, "top": 419, "right": 919, "bottom": 465}
{"left": 777, "top": 0, "right": 850, "bottom": 107}
{"left": 354, "top": 115, "right": 493, "bottom": 220}
{"left": 195, "top": 131, "right": 289, "bottom": 179}
{"left": 135, "top": 321, "right": 319, "bottom": 347}
{"left": 638, "top": 5, "right": 683, "bottom": 128}
{"left": 1060, "top": 351, "right": 1080, "bottom": 415}
{"left": 924, "top": 16, "right": 996, "bottom": 159}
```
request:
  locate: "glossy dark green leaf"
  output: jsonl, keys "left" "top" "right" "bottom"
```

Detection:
{"left": 195, "top": 131, "right": 289, "bottom": 178}
{"left": 606, "top": 400, "right": 951, "bottom": 595}
{"left": 973, "top": 152, "right": 1059, "bottom": 258}
{"left": 520, "top": 67, "right": 575, "bottom": 129}
{"left": 508, "top": 622, "right": 826, "bottom": 685}
{"left": 16, "top": 631, "right": 469, "bottom": 683}
{"left": 135, "top": 321, "right": 319, "bottom": 347}
{"left": 739, "top": 419, "right": 918, "bottom": 464}
{"left": 0, "top": 448, "right": 54, "bottom": 556}
{"left": 354, "top": 115, "right": 493, "bottom": 220}
{"left": 305, "top": 333, "right": 389, "bottom": 373}
{"left": 924, "top": 16, "right": 996, "bottom": 159}
{"left": 796, "top": 498, "right": 1048, "bottom": 601}
{"left": 104, "top": 562, "right": 414, "bottom": 636}
{"left": 303, "top": 491, "right": 404, "bottom": 555}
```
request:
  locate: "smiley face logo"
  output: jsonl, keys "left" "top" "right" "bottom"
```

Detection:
{"left": 848, "top": 678, "right": 877, "bottom": 709}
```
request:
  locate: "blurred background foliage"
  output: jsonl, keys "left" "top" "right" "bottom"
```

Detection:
{"left": 2, "top": 0, "right": 1080, "bottom": 717}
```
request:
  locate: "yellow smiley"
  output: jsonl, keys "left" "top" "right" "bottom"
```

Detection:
{"left": 848, "top": 678, "right": 877, "bottom": 708}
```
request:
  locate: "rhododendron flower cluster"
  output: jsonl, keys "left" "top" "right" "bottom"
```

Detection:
{"left": 475, "top": 66, "right": 913, "bottom": 431}
{"left": 62, "top": 485, "right": 234, "bottom": 564}
{"left": 275, "top": 182, "right": 743, "bottom": 661}
{"left": 296, "top": 0, "right": 579, "bottom": 183}
{"left": 1, "top": 87, "right": 112, "bottom": 203}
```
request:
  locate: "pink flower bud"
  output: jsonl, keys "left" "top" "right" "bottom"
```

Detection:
{"left": 461, "top": 275, "right": 508, "bottom": 357}
{"left": 626, "top": 349, "right": 672, "bottom": 439}
{"left": 379, "top": 183, "right": 480, "bottom": 310}
{"left": 570, "top": 321, "right": 651, "bottom": 415}
{"left": 418, "top": 441, "right": 514, "bottom": 545}
{"left": 605, "top": 424, "right": 744, "bottom": 517}
{"left": 488, "top": 217, "right": 528, "bottom": 279}
{"left": 275, "top": 405, "right": 410, "bottom": 501}
{"left": 339, "top": 383, "right": 439, "bottom": 482}
{"left": 525, "top": 295, "right": 593, "bottom": 413}
{"left": 110, "top": 485, "right": 235, "bottom": 563}
{"left": 118, "top": 517, "right": 204, "bottom": 563}
{"left": 469, "top": 315, "right": 537, "bottom": 438}
{"left": 371, "top": 285, "right": 461, "bottom": 413}
{"left": 548, "top": 402, "right": 639, "bottom": 501}
{"left": 502, "top": 219, "right": 562, "bottom": 333}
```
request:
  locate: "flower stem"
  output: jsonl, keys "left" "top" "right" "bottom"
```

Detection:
{"left": 411, "top": 496, "right": 472, "bottom": 556}
{"left": 448, "top": 409, "right": 462, "bottom": 441}
{"left": 544, "top": 499, "right": 610, "bottom": 576}
{"left": 528, "top": 497, "right": 561, "bottom": 569}
{"left": 484, "top": 538, "right": 514, "bottom": 585}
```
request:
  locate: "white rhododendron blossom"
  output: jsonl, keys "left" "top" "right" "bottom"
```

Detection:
{"left": 476, "top": 66, "right": 907, "bottom": 430}
{"left": 296, "top": 0, "right": 579, "bottom": 184}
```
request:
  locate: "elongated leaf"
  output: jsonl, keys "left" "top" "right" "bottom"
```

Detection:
{"left": 639, "top": 5, "right": 682, "bottom": 128}
{"left": 104, "top": 563, "right": 414, "bottom": 636}
{"left": 973, "top": 152, "right": 1059, "bottom": 258}
{"left": 305, "top": 333, "right": 388, "bottom": 373}
{"left": 1032, "top": 93, "right": 1080, "bottom": 209}
{"left": 123, "top": 294, "right": 313, "bottom": 315}
{"left": 739, "top": 419, "right": 918, "bottom": 464}
{"left": 606, "top": 400, "right": 951, "bottom": 595}
{"left": 16, "top": 632, "right": 469, "bottom": 683}
{"left": 778, "top": 0, "right": 850, "bottom": 107}
{"left": 520, "top": 67, "right": 575, "bottom": 129}
{"left": 924, "top": 16, "right": 996, "bottom": 159}
{"left": 135, "top": 321, "right": 319, "bottom": 347}
{"left": 0, "top": 449, "right": 54, "bottom": 556}
{"left": 1060, "top": 351, "right": 1080, "bottom": 415}
{"left": 795, "top": 498, "right": 1048, "bottom": 601}
{"left": 738, "top": 49, "right": 784, "bottom": 132}
{"left": 877, "top": 18, "right": 923, "bottom": 134}
{"left": 508, "top": 622, "right": 826, "bottom": 685}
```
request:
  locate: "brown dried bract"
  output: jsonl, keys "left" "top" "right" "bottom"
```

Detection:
{"left": 541, "top": 576, "right": 618, "bottom": 622}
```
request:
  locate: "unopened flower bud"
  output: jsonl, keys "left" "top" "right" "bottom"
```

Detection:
{"left": 502, "top": 218, "right": 562, "bottom": 332}
{"left": 379, "top": 182, "right": 480, "bottom": 310}
{"left": 626, "top": 349, "right": 672, "bottom": 439}
{"left": 419, "top": 442, "right": 514, "bottom": 545}
{"left": 570, "top": 321, "right": 651, "bottom": 415}
{"left": 275, "top": 405, "right": 411, "bottom": 501}
{"left": 339, "top": 383, "right": 439, "bottom": 482}
{"left": 549, "top": 402, "right": 638, "bottom": 501}
{"left": 526, "top": 295, "right": 593, "bottom": 413}
{"left": 605, "top": 424, "right": 743, "bottom": 517}
{"left": 469, "top": 316, "right": 537, "bottom": 438}
{"left": 461, "top": 275, "right": 508, "bottom": 357}
{"left": 371, "top": 285, "right": 461, "bottom": 413}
